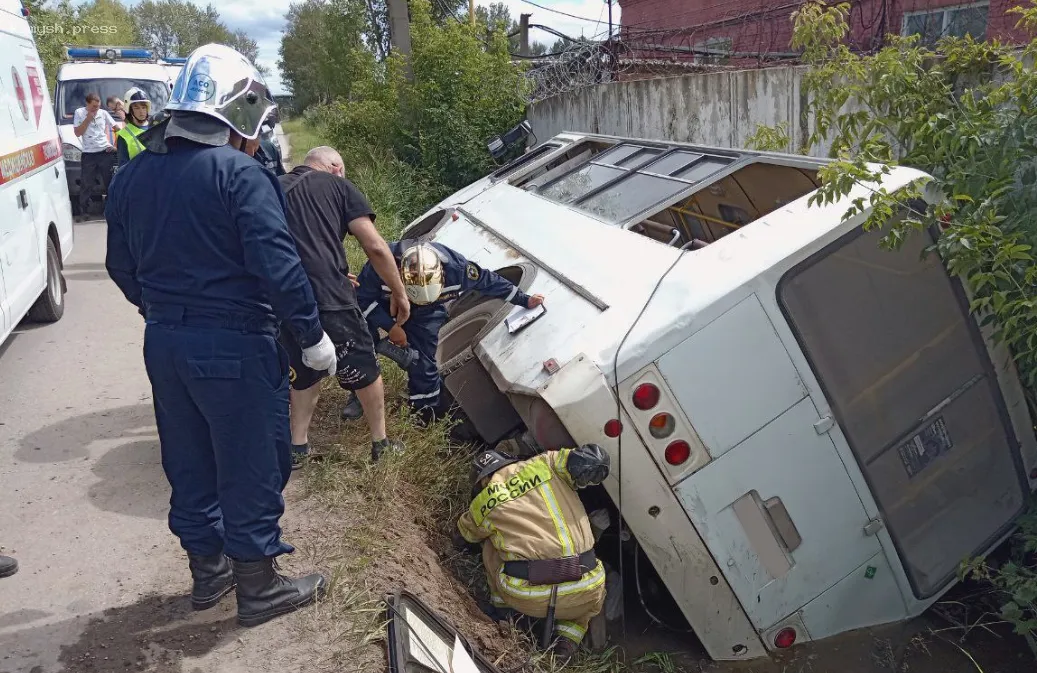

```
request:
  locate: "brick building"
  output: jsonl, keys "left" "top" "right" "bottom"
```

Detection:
{"left": 616, "top": 1, "right": 1029, "bottom": 64}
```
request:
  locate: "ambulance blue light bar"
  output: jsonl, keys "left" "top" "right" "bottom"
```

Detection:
{"left": 161, "top": 57, "right": 188, "bottom": 64}
{"left": 65, "top": 47, "right": 155, "bottom": 60}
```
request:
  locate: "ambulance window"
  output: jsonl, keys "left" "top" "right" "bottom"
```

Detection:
{"left": 57, "top": 78, "right": 169, "bottom": 122}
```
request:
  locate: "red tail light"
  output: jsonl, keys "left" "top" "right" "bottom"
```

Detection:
{"left": 632, "top": 383, "right": 660, "bottom": 410}
{"left": 773, "top": 627, "right": 797, "bottom": 649}
{"left": 604, "top": 419, "right": 623, "bottom": 438}
{"left": 664, "top": 440, "right": 691, "bottom": 465}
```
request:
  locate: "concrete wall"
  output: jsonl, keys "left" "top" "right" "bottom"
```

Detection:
{"left": 528, "top": 65, "right": 836, "bottom": 157}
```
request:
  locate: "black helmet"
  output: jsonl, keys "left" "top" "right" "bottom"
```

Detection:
{"left": 471, "top": 449, "right": 519, "bottom": 485}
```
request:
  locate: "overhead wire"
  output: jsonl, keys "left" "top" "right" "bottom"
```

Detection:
{"left": 519, "top": 0, "right": 604, "bottom": 23}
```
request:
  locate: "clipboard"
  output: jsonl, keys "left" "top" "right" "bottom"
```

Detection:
{"left": 505, "top": 303, "right": 546, "bottom": 334}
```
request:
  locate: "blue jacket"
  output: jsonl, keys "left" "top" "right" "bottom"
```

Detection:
{"left": 356, "top": 241, "right": 531, "bottom": 331}
{"left": 105, "top": 120, "right": 324, "bottom": 348}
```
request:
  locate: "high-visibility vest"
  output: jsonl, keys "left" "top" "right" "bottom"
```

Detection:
{"left": 116, "top": 123, "right": 147, "bottom": 161}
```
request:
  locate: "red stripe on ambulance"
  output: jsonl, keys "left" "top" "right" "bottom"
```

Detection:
{"left": 0, "top": 139, "right": 61, "bottom": 186}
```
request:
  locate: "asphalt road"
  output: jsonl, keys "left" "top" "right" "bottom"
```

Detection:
{"left": 0, "top": 221, "right": 316, "bottom": 673}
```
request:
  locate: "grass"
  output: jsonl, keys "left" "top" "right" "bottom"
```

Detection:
{"left": 278, "top": 118, "right": 689, "bottom": 672}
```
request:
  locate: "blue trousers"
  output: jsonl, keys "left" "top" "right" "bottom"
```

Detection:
{"left": 143, "top": 323, "right": 294, "bottom": 561}
{"left": 392, "top": 313, "right": 446, "bottom": 410}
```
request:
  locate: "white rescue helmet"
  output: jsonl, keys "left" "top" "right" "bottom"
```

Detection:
{"left": 400, "top": 243, "right": 445, "bottom": 305}
{"left": 165, "top": 43, "right": 276, "bottom": 140}
{"left": 123, "top": 87, "right": 152, "bottom": 121}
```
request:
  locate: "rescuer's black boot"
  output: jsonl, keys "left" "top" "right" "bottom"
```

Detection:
{"left": 188, "top": 553, "right": 235, "bottom": 610}
{"left": 231, "top": 558, "right": 326, "bottom": 627}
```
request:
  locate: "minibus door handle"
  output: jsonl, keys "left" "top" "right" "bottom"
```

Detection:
{"left": 763, "top": 497, "right": 802, "bottom": 553}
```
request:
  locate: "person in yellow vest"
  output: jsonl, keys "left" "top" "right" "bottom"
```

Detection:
{"left": 455, "top": 445, "right": 610, "bottom": 663}
{"left": 116, "top": 88, "right": 152, "bottom": 167}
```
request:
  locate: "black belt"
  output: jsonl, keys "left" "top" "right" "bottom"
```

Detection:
{"left": 145, "top": 303, "right": 278, "bottom": 337}
{"left": 502, "top": 550, "right": 597, "bottom": 585}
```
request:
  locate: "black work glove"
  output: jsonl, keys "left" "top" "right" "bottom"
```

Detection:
{"left": 567, "top": 443, "right": 611, "bottom": 489}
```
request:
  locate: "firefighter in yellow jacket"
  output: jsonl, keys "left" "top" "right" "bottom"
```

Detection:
{"left": 456, "top": 444, "right": 610, "bottom": 660}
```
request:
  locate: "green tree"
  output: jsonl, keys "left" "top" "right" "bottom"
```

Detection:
{"left": 75, "top": 0, "right": 138, "bottom": 46}
{"left": 396, "top": 0, "right": 527, "bottom": 188}
{"left": 778, "top": 0, "right": 1037, "bottom": 649}
{"left": 278, "top": 0, "right": 377, "bottom": 110}
{"left": 24, "top": 0, "right": 74, "bottom": 79}
{"left": 134, "top": 0, "right": 259, "bottom": 62}
{"left": 474, "top": 2, "right": 548, "bottom": 56}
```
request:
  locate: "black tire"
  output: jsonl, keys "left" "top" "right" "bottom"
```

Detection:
{"left": 28, "top": 238, "right": 65, "bottom": 323}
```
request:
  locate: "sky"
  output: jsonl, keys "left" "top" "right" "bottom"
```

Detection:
{"left": 201, "top": 0, "right": 623, "bottom": 94}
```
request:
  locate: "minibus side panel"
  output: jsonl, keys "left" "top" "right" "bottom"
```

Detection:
{"left": 669, "top": 295, "right": 884, "bottom": 630}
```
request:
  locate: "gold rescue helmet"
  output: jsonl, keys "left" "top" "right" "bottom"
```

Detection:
{"left": 123, "top": 87, "right": 152, "bottom": 124}
{"left": 400, "top": 242, "right": 445, "bottom": 305}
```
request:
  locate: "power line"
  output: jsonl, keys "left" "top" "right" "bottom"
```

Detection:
{"left": 519, "top": 0, "right": 603, "bottom": 23}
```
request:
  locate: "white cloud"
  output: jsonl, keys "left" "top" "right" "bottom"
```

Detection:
{"left": 205, "top": 0, "right": 287, "bottom": 93}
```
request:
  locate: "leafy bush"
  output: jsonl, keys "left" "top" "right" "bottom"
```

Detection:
{"left": 283, "top": 0, "right": 527, "bottom": 200}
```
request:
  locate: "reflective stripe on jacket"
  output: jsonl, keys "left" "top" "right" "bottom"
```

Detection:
{"left": 116, "top": 124, "right": 147, "bottom": 161}
{"left": 457, "top": 449, "right": 596, "bottom": 563}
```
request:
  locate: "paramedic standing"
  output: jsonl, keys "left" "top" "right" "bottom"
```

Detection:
{"left": 73, "top": 92, "right": 121, "bottom": 218}
{"left": 105, "top": 44, "right": 335, "bottom": 627}
{"left": 456, "top": 445, "right": 610, "bottom": 661}
{"left": 277, "top": 146, "right": 408, "bottom": 464}
{"left": 115, "top": 87, "right": 152, "bottom": 166}
{"left": 345, "top": 241, "right": 543, "bottom": 423}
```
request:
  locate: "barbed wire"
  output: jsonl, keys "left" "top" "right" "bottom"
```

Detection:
{"left": 517, "top": 0, "right": 986, "bottom": 103}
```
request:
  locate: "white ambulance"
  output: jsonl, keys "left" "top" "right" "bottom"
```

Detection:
{"left": 54, "top": 47, "right": 181, "bottom": 216}
{"left": 0, "top": 0, "right": 74, "bottom": 344}
{"left": 411, "top": 133, "right": 1037, "bottom": 660}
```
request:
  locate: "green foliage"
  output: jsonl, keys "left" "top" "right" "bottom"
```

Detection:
{"left": 744, "top": 121, "right": 794, "bottom": 153}
{"left": 789, "top": 0, "right": 1037, "bottom": 647}
{"left": 24, "top": 0, "right": 72, "bottom": 79}
{"left": 281, "top": 0, "right": 527, "bottom": 201}
{"left": 133, "top": 0, "right": 259, "bottom": 62}
{"left": 961, "top": 500, "right": 1037, "bottom": 655}
{"left": 279, "top": 0, "right": 378, "bottom": 111}
{"left": 26, "top": 0, "right": 254, "bottom": 83}
{"left": 25, "top": 0, "right": 139, "bottom": 80}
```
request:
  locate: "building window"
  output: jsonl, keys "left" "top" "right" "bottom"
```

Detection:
{"left": 903, "top": 2, "right": 988, "bottom": 44}
{"left": 694, "top": 37, "right": 733, "bottom": 65}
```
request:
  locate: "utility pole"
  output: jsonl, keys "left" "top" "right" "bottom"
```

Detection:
{"left": 519, "top": 13, "right": 531, "bottom": 57}
{"left": 607, "top": 0, "right": 613, "bottom": 41}
{"left": 387, "top": 0, "right": 413, "bottom": 81}
{"left": 469, "top": 0, "right": 475, "bottom": 26}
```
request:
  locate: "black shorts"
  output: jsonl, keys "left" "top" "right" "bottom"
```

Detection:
{"left": 280, "top": 307, "right": 380, "bottom": 391}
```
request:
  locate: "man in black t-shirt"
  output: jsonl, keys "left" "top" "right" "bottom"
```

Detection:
{"left": 278, "top": 146, "right": 410, "bottom": 465}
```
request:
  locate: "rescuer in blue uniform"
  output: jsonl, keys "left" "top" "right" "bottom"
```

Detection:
{"left": 105, "top": 44, "right": 336, "bottom": 627}
{"left": 343, "top": 241, "right": 544, "bottom": 422}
